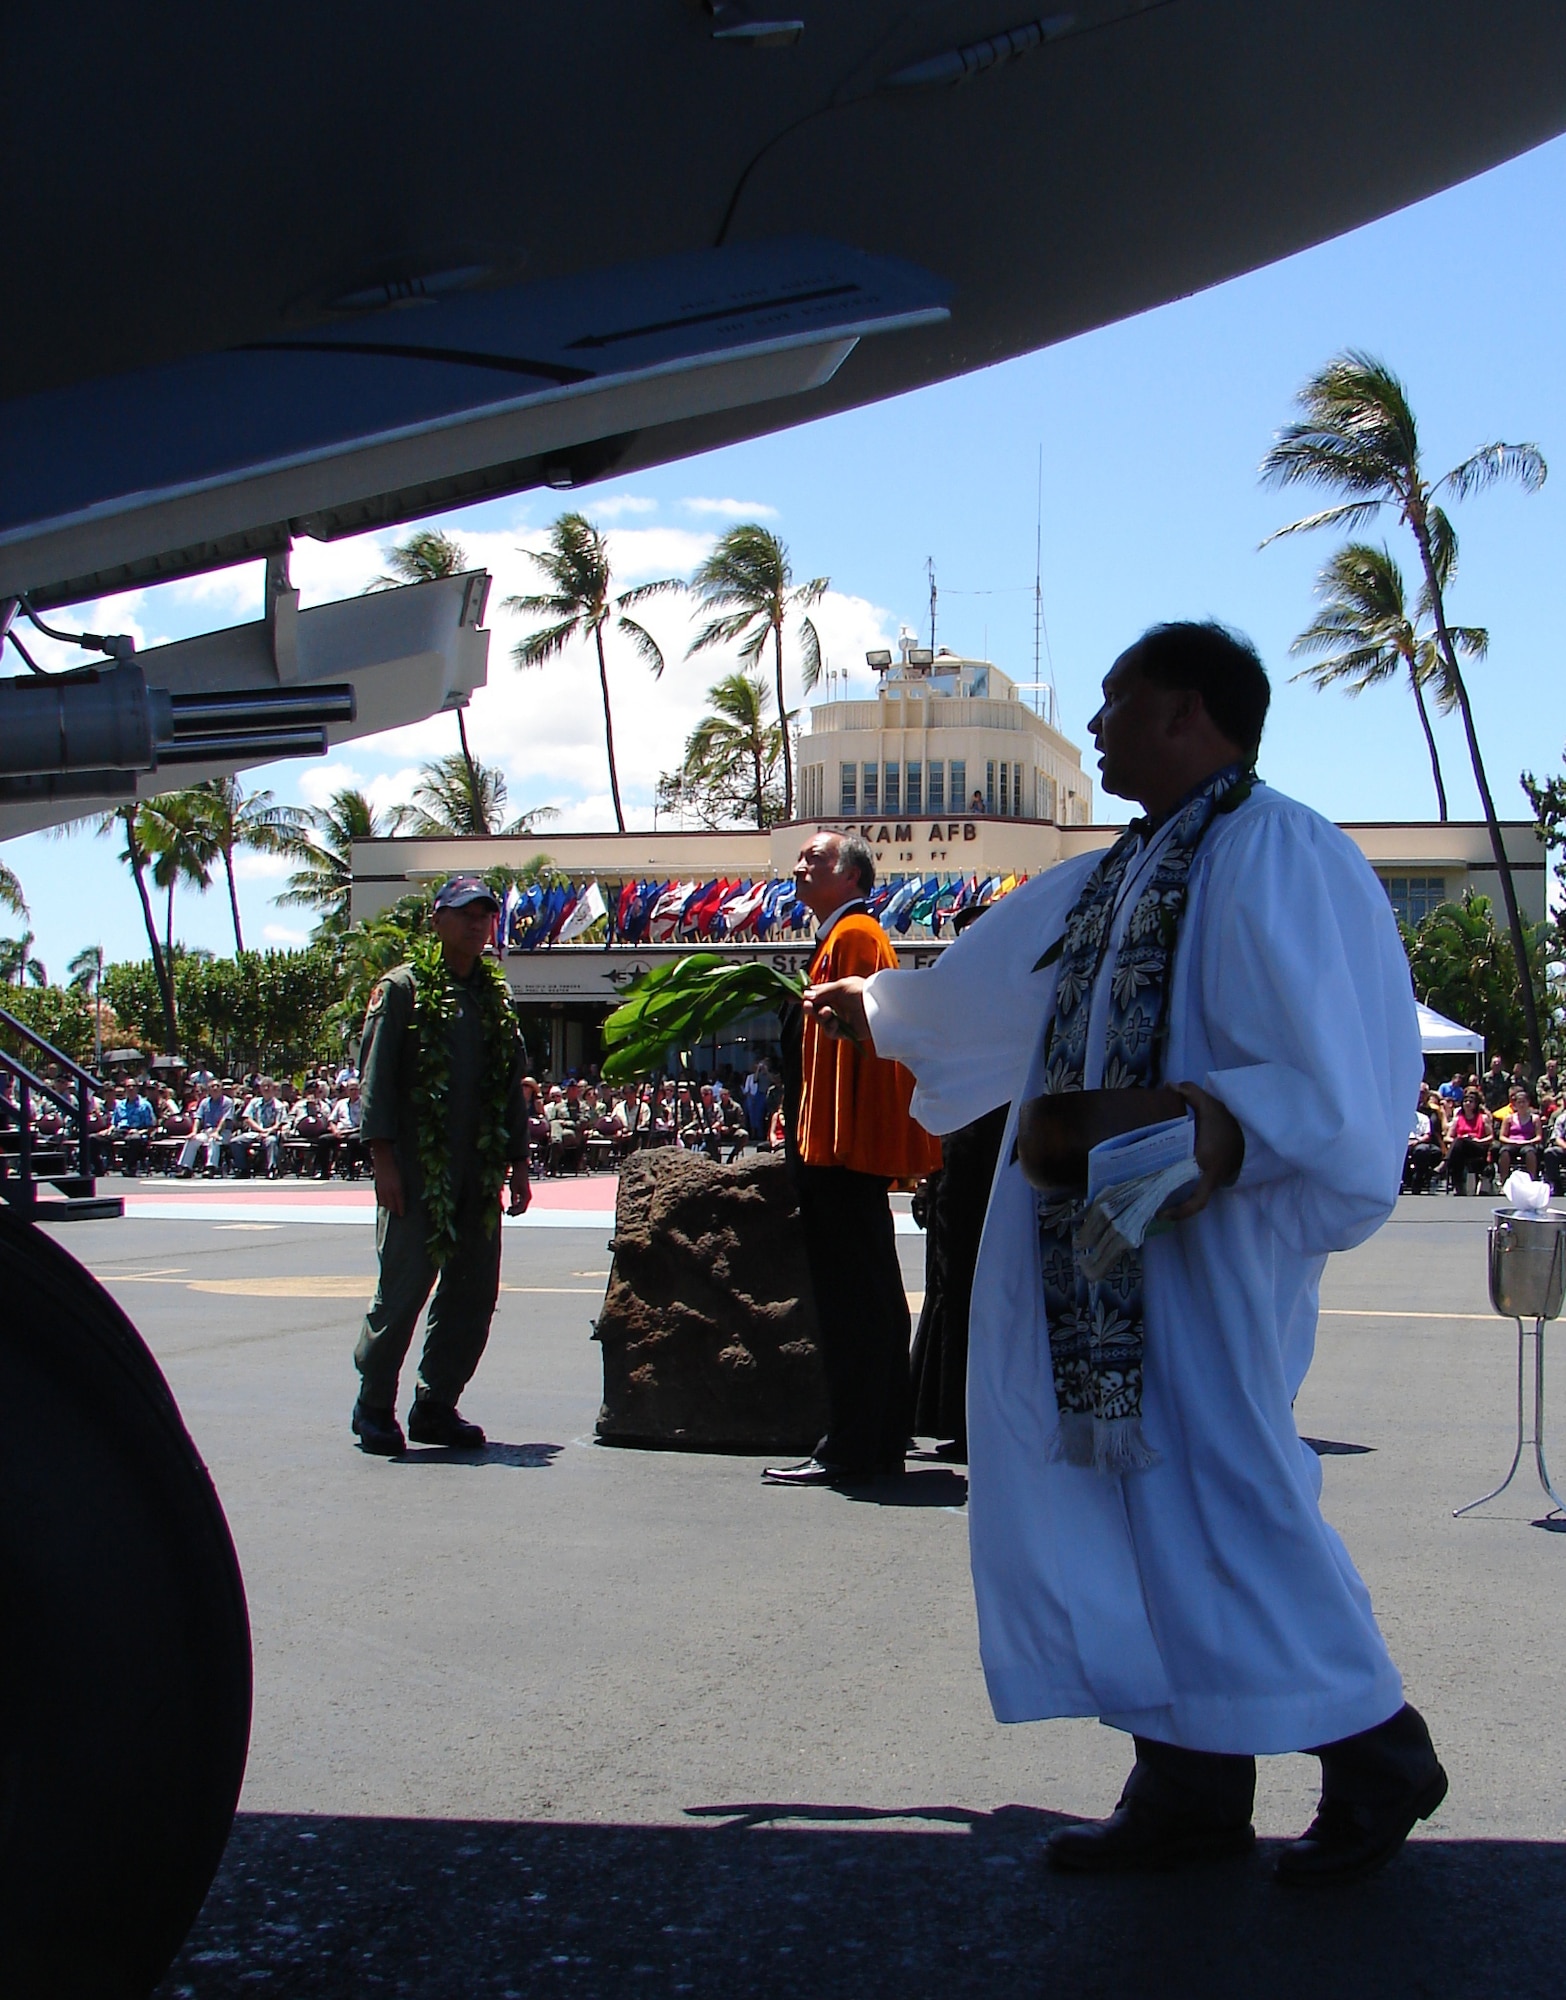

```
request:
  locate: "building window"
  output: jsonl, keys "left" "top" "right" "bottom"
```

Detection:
{"left": 1383, "top": 876, "right": 1447, "bottom": 927}
{"left": 863, "top": 763, "right": 879, "bottom": 812}
{"left": 840, "top": 762, "right": 856, "bottom": 813}
{"left": 998, "top": 762, "right": 1009, "bottom": 816}
{"left": 949, "top": 760, "right": 966, "bottom": 812}
{"left": 927, "top": 762, "right": 944, "bottom": 812}
{"left": 985, "top": 761, "right": 996, "bottom": 813}
{"left": 1013, "top": 764, "right": 1023, "bottom": 817}
{"left": 884, "top": 762, "right": 900, "bottom": 812}
{"left": 1037, "top": 771, "right": 1057, "bottom": 821}
{"left": 905, "top": 762, "right": 922, "bottom": 813}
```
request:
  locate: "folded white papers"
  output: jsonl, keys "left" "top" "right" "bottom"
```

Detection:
{"left": 1076, "top": 1113, "right": 1200, "bottom": 1282}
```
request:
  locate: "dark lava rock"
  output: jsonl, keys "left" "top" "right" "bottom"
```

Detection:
{"left": 594, "top": 1149, "right": 826, "bottom": 1453}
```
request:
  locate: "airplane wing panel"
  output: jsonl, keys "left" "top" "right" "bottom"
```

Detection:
{"left": 1, "top": 239, "right": 947, "bottom": 609}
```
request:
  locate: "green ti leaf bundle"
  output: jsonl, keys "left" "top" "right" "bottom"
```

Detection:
{"left": 600, "top": 954, "right": 804, "bottom": 1080}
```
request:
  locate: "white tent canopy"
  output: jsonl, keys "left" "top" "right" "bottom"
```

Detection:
{"left": 1416, "top": 1001, "right": 1485, "bottom": 1056}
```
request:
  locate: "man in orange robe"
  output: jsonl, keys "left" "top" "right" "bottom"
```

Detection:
{"left": 764, "top": 832, "right": 941, "bottom": 1487}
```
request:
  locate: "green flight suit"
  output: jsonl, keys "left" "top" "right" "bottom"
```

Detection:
{"left": 353, "top": 956, "right": 528, "bottom": 1411}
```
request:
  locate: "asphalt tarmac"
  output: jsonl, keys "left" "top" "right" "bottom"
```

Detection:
{"left": 42, "top": 1192, "right": 1566, "bottom": 1999}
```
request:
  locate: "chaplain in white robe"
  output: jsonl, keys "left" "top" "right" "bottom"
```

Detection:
{"left": 807, "top": 621, "right": 1447, "bottom": 1882}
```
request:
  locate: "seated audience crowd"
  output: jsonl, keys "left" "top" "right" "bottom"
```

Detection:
{"left": 14, "top": 1044, "right": 1566, "bottom": 1200}
{"left": 1406, "top": 1056, "right": 1566, "bottom": 1197}
{"left": 5, "top": 1053, "right": 788, "bottom": 1183}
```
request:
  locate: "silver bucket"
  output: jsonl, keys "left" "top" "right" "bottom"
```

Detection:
{"left": 1488, "top": 1207, "right": 1566, "bottom": 1321}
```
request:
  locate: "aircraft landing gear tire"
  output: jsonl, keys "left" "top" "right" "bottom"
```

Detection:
{"left": 0, "top": 1208, "right": 251, "bottom": 1998}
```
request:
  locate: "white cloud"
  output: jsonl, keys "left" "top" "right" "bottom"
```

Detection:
{"left": 590, "top": 494, "right": 659, "bottom": 518}
{"left": 796, "top": 590, "right": 899, "bottom": 703}
{"left": 292, "top": 760, "right": 422, "bottom": 825}
{"left": 156, "top": 563, "right": 264, "bottom": 618}
{"left": 342, "top": 522, "right": 712, "bottom": 793}
{"left": 680, "top": 497, "right": 779, "bottom": 520}
{"left": 531, "top": 794, "right": 619, "bottom": 835}
{"left": 285, "top": 510, "right": 708, "bottom": 616}
{"left": 601, "top": 525, "right": 713, "bottom": 583}
{"left": 290, "top": 532, "right": 390, "bottom": 608}
{"left": 124, "top": 507, "right": 893, "bottom": 839}
{"left": 276, "top": 527, "right": 899, "bottom": 831}
{"left": 364, "top": 767, "right": 424, "bottom": 819}
{"left": 232, "top": 849, "right": 291, "bottom": 880}
{"left": 263, "top": 922, "right": 308, "bottom": 946}
{"left": 295, "top": 760, "right": 368, "bottom": 809}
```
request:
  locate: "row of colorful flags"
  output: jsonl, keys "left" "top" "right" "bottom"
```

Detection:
{"left": 499, "top": 873, "right": 1027, "bottom": 951}
{"left": 867, "top": 870, "right": 1027, "bottom": 934}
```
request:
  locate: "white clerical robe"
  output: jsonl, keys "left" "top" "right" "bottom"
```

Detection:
{"left": 863, "top": 783, "right": 1421, "bottom": 1753}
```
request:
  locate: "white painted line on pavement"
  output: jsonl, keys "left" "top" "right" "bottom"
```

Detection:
{"left": 123, "top": 1203, "right": 924, "bottom": 1234}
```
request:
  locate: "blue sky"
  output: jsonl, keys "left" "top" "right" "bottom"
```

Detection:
{"left": 8, "top": 130, "right": 1565, "bottom": 976}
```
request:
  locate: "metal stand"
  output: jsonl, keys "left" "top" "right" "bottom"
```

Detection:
{"left": 1455, "top": 1316, "right": 1566, "bottom": 1520}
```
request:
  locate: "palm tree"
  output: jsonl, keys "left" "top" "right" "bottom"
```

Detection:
{"left": 180, "top": 776, "right": 302, "bottom": 952}
{"left": 687, "top": 524, "right": 825, "bottom": 821}
{"left": 404, "top": 752, "right": 558, "bottom": 838}
{"left": 670, "top": 670, "right": 787, "bottom": 829}
{"left": 0, "top": 930, "right": 46, "bottom": 986}
{"left": 1403, "top": 891, "right": 1548, "bottom": 1064}
{"left": 1261, "top": 351, "right": 1548, "bottom": 1067}
{"left": 68, "top": 944, "right": 105, "bottom": 1066}
{"left": 1289, "top": 543, "right": 1490, "bottom": 823}
{"left": 326, "top": 893, "right": 433, "bottom": 1048}
{"left": 141, "top": 792, "right": 216, "bottom": 961}
{"left": 367, "top": 527, "right": 468, "bottom": 593}
{"left": 506, "top": 513, "right": 682, "bottom": 833}
{"left": 0, "top": 860, "right": 26, "bottom": 920}
{"left": 365, "top": 527, "right": 483, "bottom": 784}
{"left": 278, "top": 788, "right": 409, "bottom": 937}
{"left": 87, "top": 805, "right": 177, "bottom": 1050}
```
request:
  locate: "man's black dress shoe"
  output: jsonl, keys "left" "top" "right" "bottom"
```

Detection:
{"left": 1047, "top": 1802, "right": 1256, "bottom": 1873}
{"left": 760, "top": 1457, "right": 904, "bottom": 1486}
{"left": 407, "top": 1399, "right": 486, "bottom": 1449}
{"left": 1275, "top": 1765, "right": 1448, "bottom": 1885}
{"left": 761, "top": 1457, "right": 844, "bottom": 1485}
{"left": 351, "top": 1399, "right": 406, "bottom": 1456}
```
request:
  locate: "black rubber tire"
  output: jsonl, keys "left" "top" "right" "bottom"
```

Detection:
{"left": 0, "top": 1210, "right": 252, "bottom": 1998}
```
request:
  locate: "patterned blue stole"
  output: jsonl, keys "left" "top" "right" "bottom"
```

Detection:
{"left": 1037, "top": 764, "right": 1252, "bottom": 1471}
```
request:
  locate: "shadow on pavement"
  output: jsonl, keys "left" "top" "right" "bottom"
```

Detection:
{"left": 156, "top": 1807, "right": 1566, "bottom": 1998}
{"left": 842, "top": 1467, "right": 969, "bottom": 1508}
{"left": 390, "top": 1443, "right": 565, "bottom": 1470}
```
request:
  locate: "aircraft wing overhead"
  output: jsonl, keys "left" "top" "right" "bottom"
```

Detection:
{"left": 1, "top": 241, "right": 947, "bottom": 609}
{"left": 2, "top": 0, "right": 1563, "bottom": 835}
{"left": 7, "top": 3, "right": 1565, "bottom": 603}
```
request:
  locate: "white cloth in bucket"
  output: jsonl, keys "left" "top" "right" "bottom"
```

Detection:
{"left": 1502, "top": 1171, "right": 1551, "bottom": 1213}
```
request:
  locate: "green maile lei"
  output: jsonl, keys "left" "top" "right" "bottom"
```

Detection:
{"left": 409, "top": 933, "right": 521, "bottom": 1267}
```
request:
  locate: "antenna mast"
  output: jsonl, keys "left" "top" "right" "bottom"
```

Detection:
{"left": 1033, "top": 444, "right": 1058, "bottom": 726}
{"left": 926, "top": 556, "right": 937, "bottom": 654}
{"left": 1033, "top": 446, "right": 1043, "bottom": 715}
